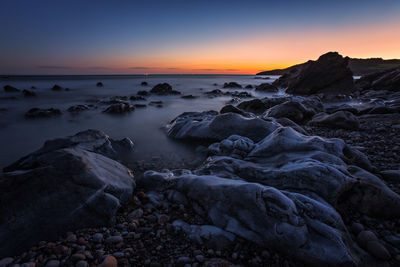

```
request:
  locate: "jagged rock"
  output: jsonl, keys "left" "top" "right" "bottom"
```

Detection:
{"left": 68, "top": 105, "right": 89, "bottom": 113}
{"left": 264, "top": 101, "right": 316, "bottom": 123}
{"left": 255, "top": 83, "right": 278, "bottom": 92}
{"left": 22, "top": 89, "right": 37, "bottom": 97}
{"left": 219, "top": 105, "right": 251, "bottom": 117}
{"left": 96, "top": 82, "right": 103, "bottom": 87}
{"left": 0, "top": 130, "right": 135, "bottom": 257}
{"left": 308, "top": 111, "right": 360, "bottom": 130}
{"left": 223, "top": 82, "right": 242, "bottom": 88}
{"left": 103, "top": 103, "right": 135, "bottom": 114}
{"left": 3, "top": 85, "right": 19, "bottom": 92}
{"left": 356, "top": 67, "right": 400, "bottom": 92}
{"left": 52, "top": 84, "right": 64, "bottom": 91}
{"left": 25, "top": 108, "right": 62, "bottom": 118}
{"left": 150, "top": 83, "right": 180, "bottom": 95}
{"left": 273, "top": 52, "right": 355, "bottom": 95}
{"left": 166, "top": 111, "right": 280, "bottom": 142}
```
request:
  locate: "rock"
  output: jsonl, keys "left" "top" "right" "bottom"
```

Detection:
{"left": 130, "top": 95, "right": 146, "bottom": 101}
{"left": 308, "top": 111, "right": 360, "bottom": 130}
{"left": 93, "top": 233, "right": 104, "bottom": 243}
{"left": 237, "top": 99, "right": 270, "bottom": 115}
{"left": 68, "top": 105, "right": 89, "bottom": 113}
{"left": 149, "top": 101, "right": 163, "bottom": 107}
{"left": 128, "top": 208, "right": 143, "bottom": 220}
{"left": 137, "top": 90, "right": 149, "bottom": 96}
{"left": 380, "top": 170, "right": 400, "bottom": 182}
{"left": 141, "top": 81, "right": 148, "bottom": 86}
{"left": 22, "top": 89, "right": 37, "bottom": 97}
{"left": 134, "top": 104, "right": 147, "bottom": 108}
{"left": 270, "top": 117, "right": 308, "bottom": 135}
{"left": 172, "top": 220, "right": 235, "bottom": 250}
{"left": 3, "top": 85, "right": 19, "bottom": 92}
{"left": 264, "top": 101, "right": 315, "bottom": 123}
{"left": 98, "top": 256, "right": 117, "bottom": 267}
{"left": 244, "top": 84, "right": 253, "bottom": 89}
{"left": 219, "top": 105, "right": 250, "bottom": 117}
{"left": 181, "top": 95, "right": 198, "bottom": 99}
{"left": 176, "top": 256, "right": 191, "bottom": 265}
{"left": 351, "top": 223, "right": 364, "bottom": 235}
{"left": 166, "top": 111, "right": 280, "bottom": 142}
{"left": 255, "top": 83, "right": 278, "bottom": 92}
{"left": 71, "top": 253, "right": 86, "bottom": 262}
{"left": 150, "top": 83, "right": 180, "bottom": 95}
{"left": 0, "top": 130, "right": 135, "bottom": 257}
{"left": 103, "top": 103, "right": 135, "bottom": 114}
{"left": 365, "top": 241, "right": 391, "bottom": 260}
{"left": 96, "top": 82, "right": 104, "bottom": 87}
{"left": 75, "top": 260, "right": 88, "bottom": 267}
{"left": 357, "top": 231, "right": 378, "bottom": 244}
{"left": 45, "top": 260, "right": 60, "bottom": 267}
{"left": 25, "top": 108, "right": 62, "bottom": 118}
{"left": 223, "top": 82, "right": 242, "bottom": 88}
{"left": 51, "top": 85, "right": 63, "bottom": 91}
{"left": 356, "top": 67, "right": 400, "bottom": 92}
{"left": 274, "top": 52, "right": 355, "bottom": 95}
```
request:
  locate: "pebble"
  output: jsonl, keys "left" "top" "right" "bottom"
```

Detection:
{"left": 75, "top": 260, "right": 88, "bottom": 267}
{"left": 71, "top": 253, "right": 86, "bottom": 262}
{"left": 366, "top": 241, "right": 391, "bottom": 260}
{"left": 98, "top": 256, "right": 118, "bottom": 267}
{"left": 195, "top": 255, "right": 204, "bottom": 263}
{"left": 357, "top": 230, "right": 378, "bottom": 244}
{"left": 112, "top": 252, "right": 124, "bottom": 258}
{"left": 177, "top": 256, "right": 191, "bottom": 265}
{"left": 93, "top": 233, "right": 104, "bottom": 243}
{"left": 128, "top": 208, "right": 144, "bottom": 220}
{"left": 351, "top": 222, "right": 364, "bottom": 235}
{"left": 45, "top": 260, "right": 60, "bottom": 267}
{"left": 104, "top": 236, "right": 123, "bottom": 244}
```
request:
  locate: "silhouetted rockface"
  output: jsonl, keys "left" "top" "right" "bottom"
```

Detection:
{"left": 257, "top": 57, "right": 400, "bottom": 76}
{"left": 272, "top": 52, "right": 355, "bottom": 95}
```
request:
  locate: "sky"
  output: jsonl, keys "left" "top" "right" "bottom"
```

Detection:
{"left": 1, "top": 0, "right": 399, "bottom": 75}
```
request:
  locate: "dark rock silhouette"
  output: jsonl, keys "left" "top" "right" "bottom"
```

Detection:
{"left": 150, "top": 83, "right": 181, "bottom": 95}
{"left": 22, "top": 89, "right": 37, "bottom": 97}
{"left": 356, "top": 67, "right": 400, "bottom": 92}
{"left": 255, "top": 83, "right": 278, "bottom": 92}
{"left": 25, "top": 108, "right": 62, "bottom": 118}
{"left": 52, "top": 84, "right": 64, "bottom": 91}
{"left": 3, "top": 85, "right": 19, "bottom": 92}
{"left": 96, "top": 82, "right": 104, "bottom": 87}
{"left": 223, "top": 82, "right": 242, "bottom": 88}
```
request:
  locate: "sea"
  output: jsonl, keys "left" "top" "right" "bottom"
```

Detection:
{"left": 0, "top": 74, "right": 283, "bottom": 170}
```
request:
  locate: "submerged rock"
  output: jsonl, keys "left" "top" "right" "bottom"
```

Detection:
{"left": 3, "top": 85, "right": 19, "bottom": 92}
{"left": 0, "top": 130, "right": 135, "bottom": 257}
{"left": 22, "top": 89, "right": 37, "bottom": 97}
{"left": 181, "top": 94, "right": 198, "bottom": 99}
{"left": 273, "top": 52, "right": 355, "bottom": 95}
{"left": 308, "top": 111, "right": 360, "bottom": 130}
{"left": 68, "top": 104, "right": 90, "bottom": 113}
{"left": 223, "top": 82, "right": 242, "bottom": 88}
{"left": 166, "top": 111, "right": 280, "bottom": 142}
{"left": 150, "top": 83, "right": 180, "bottom": 95}
{"left": 103, "top": 103, "right": 135, "bottom": 114}
{"left": 129, "top": 95, "right": 146, "bottom": 101}
{"left": 52, "top": 84, "right": 64, "bottom": 91}
{"left": 141, "top": 81, "right": 148, "bottom": 86}
{"left": 25, "top": 108, "right": 62, "bottom": 118}
{"left": 96, "top": 82, "right": 104, "bottom": 87}
{"left": 137, "top": 90, "right": 149, "bottom": 96}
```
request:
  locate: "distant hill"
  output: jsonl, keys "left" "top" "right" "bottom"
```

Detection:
{"left": 257, "top": 57, "right": 400, "bottom": 76}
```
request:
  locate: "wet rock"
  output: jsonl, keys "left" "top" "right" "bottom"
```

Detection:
{"left": 4, "top": 85, "right": 20, "bottom": 92}
{"left": 22, "top": 89, "right": 37, "bottom": 97}
{"left": 308, "top": 111, "right": 360, "bottom": 130}
{"left": 255, "top": 83, "right": 278, "bottom": 92}
{"left": 150, "top": 83, "right": 180, "bottom": 95}
{"left": 141, "top": 81, "right": 148, "bottom": 86}
{"left": 103, "top": 103, "right": 135, "bottom": 114}
{"left": 244, "top": 84, "right": 253, "bottom": 89}
{"left": 237, "top": 99, "right": 270, "bottom": 115}
{"left": 25, "top": 108, "right": 62, "bottom": 118}
{"left": 130, "top": 95, "right": 146, "bottom": 101}
{"left": 166, "top": 111, "right": 280, "bottom": 142}
{"left": 51, "top": 85, "right": 64, "bottom": 91}
{"left": 137, "top": 90, "right": 149, "bottom": 96}
{"left": 0, "top": 131, "right": 135, "bottom": 257}
{"left": 96, "top": 82, "right": 104, "bottom": 87}
{"left": 181, "top": 95, "right": 198, "bottom": 99}
{"left": 223, "top": 82, "right": 242, "bottom": 88}
{"left": 274, "top": 52, "right": 355, "bottom": 95}
{"left": 68, "top": 105, "right": 89, "bottom": 113}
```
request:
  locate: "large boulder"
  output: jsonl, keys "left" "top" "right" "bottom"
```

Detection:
{"left": 273, "top": 52, "right": 355, "bottom": 95}
{"left": 356, "top": 67, "right": 400, "bottom": 92}
{"left": 0, "top": 130, "right": 135, "bottom": 257}
{"left": 264, "top": 101, "right": 316, "bottom": 124}
{"left": 255, "top": 83, "right": 278, "bottom": 92}
{"left": 308, "top": 111, "right": 360, "bottom": 130}
{"left": 150, "top": 83, "right": 181, "bottom": 95}
{"left": 166, "top": 111, "right": 280, "bottom": 142}
{"left": 140, "top": 126, "right": 400, "bottom": 265}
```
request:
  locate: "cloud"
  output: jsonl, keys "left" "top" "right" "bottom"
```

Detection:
{"left": 37, "top": 65, "right": 73, "bottom": 69}
{"left": 225, "top": 69, "right": 239, "bottom": 71}
{"left": 129, "top": 66, "right": 152, "bottom": 69}
{"left": 167, "top": 67, "right": 181, "bottom": 70}
{"left": 197, "top": 68, "right": 217, "bottom": 71}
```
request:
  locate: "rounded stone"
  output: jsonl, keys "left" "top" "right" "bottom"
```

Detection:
{"left": 99, "top": 256, "right": 117, "bottom": 267}
{"left": 366, "top": 241, "right": 391, "bottom": 260}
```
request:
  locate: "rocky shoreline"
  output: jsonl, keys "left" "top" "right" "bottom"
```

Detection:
{"left": 1, "top": 52, "right": 400, "bottom": 266}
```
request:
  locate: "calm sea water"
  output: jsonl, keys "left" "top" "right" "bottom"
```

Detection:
{"left": 0, "top": 75, "right": 283, "bottom": 170}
